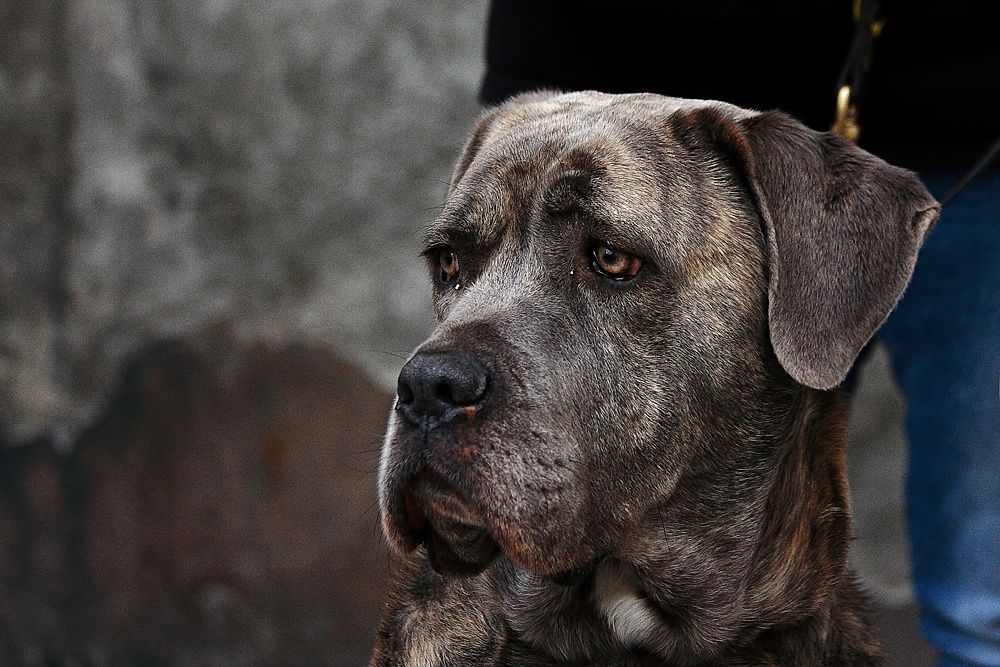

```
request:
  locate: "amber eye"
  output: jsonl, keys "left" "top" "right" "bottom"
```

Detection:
{"left": 437, "top": 247, "right": 459, "bottom": 283}
{"left": 593, "top": 242, "right": 642, "bottom": 280}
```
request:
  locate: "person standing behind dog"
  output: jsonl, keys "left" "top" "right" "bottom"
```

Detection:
{"left": 479, "top": 1, "right": 1000, "bottom": 666}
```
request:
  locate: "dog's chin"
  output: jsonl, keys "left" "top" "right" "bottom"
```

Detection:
{"left": 425, "top": 524, "right": 499, "bottom": 577}
{"left": 389, "top": 469, "right": 600, "bottom": 582}
{"left": 402, "top": 471, "right": 500, "bottom": 578}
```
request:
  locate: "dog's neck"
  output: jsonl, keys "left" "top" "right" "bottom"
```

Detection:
{"left": 744, "top": 388, "right": 853, "bottom": 622}
{"left": 502, "top": 388, "right": 875, "bottom": 666}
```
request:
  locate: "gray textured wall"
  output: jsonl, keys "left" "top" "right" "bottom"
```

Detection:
{"left": 2, "top": 0, "right": 488, "bottom": 448}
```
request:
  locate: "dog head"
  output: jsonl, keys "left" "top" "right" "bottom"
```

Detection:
{"left": 377, "top": 91, "right": 937, "bottom": 583}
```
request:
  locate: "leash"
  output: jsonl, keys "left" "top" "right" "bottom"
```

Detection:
{"left": 831, "top": 0, "right": 1000, "bottom": 208}
{"left": 831, "top": 0, "right": 883, "bottom": 143}
{"left": 939, "top": 136, "right": 1000, "bottom": 208}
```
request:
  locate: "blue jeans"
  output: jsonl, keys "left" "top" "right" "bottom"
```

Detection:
{"left": 879, "top": 171, "right": 1000, "bottom": 667}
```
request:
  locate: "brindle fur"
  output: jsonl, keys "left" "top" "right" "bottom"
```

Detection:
{"left": 372, "top": 92, "right": 939, "bottom": 666}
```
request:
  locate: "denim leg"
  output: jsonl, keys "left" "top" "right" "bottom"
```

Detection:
{"left": 879, "top": 171, "right": 1000, "bottom": 667}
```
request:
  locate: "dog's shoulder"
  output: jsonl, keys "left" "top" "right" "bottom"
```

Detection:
{"left": 724, "top": 574, "right": 884, "bottom": 667}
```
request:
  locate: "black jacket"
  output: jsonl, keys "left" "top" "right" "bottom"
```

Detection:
{"left": 481, "top": 0, "right": 998, "bottom": 170}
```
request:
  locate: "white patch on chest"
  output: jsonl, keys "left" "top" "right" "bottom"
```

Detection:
{"left": 593, "top": 561, "right": 659, "bottom": 647}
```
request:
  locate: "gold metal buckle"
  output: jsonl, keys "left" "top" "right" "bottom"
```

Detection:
{"left": 832, "top": 84, "right": 861, "bottom": 143}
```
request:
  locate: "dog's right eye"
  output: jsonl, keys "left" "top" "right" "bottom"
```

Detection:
{"left": 592, "top": 242, "right": 642, "bottom": 280}
{"left": 437, "top": 247, "right": 460, "bottom": 283}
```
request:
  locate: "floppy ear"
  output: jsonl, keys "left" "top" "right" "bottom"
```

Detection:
{"left": 692, "top": 107, "right": 939, "bottom": 389}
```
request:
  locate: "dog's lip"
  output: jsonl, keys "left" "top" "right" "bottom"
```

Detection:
{"left": 425, "top": 524, "right": 499, "bottom": 578}
{"left": 403, "top": 488, "right": 426, "bottom": 538}
{"left": 385, "top": 466, "right": 604, "bottom": 579}
{"left": 395, "top": 470, "right": 500, "bottom": 577}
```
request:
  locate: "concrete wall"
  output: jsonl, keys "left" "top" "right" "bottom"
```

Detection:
{"left": 1, "top": 0, "right": 488, "bottom": 448}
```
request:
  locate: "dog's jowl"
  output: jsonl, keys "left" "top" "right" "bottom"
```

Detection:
{"left": 372, "top": 92, "right": 938, "bottom": 666}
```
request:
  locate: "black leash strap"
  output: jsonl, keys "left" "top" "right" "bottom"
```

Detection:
{"left": 939, "top": 136, "right": 1000, "bottom": 208}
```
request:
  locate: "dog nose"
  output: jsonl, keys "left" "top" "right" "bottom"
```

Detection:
{"left": 396, "top": 351, "right": 489, "bottom": 425}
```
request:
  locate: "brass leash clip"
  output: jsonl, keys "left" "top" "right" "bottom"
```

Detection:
{"left": 832, "top": 84, "right": 861, "bottom": 143}
{"left": 832, "top": 0, "right": 885, "bottom": 144}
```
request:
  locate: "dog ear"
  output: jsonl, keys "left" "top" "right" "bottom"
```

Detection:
{"left": 690, "top": 106, "right": 939, "bottom": 390}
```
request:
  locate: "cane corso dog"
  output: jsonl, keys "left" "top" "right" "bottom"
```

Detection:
{"left": 373, "top": 91, "right": 938, "bottom": 666}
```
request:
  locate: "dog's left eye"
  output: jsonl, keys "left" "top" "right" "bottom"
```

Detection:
{"left": 437, "top": 246, "right": 460, "bottom": 283}
{"left": 592, "top": 242, "right": 642, "bottom": 280}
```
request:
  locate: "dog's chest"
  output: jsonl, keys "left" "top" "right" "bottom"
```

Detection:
{"left": 592, "top": 561, "right": 661, "bottom": 647}
{"left": 502, "top": 561, "right": 664, "bottom": 665}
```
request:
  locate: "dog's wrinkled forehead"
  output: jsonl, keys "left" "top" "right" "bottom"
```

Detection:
{"left": 431, "top": 92, "right": 748, "bottom": 251}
